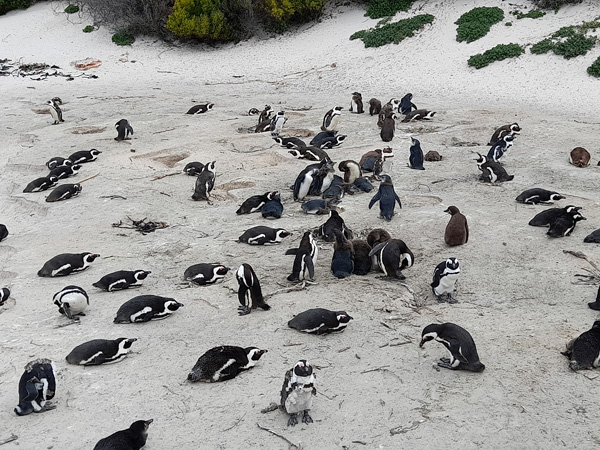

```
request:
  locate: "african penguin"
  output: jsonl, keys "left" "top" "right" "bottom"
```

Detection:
{"left": 236, "top": 191, "right": 278, "bottom": 215}
{"left": 258, "top": 105, "right": 273, "bottom": 124}
{"left": 366, "top": 228, "right": 391, "bottom": 248}
{"left": 183, "top": 263, "right": 229, "bottom": 285}
{"left": 408, "top": 137, "right": 425, "bottom": 170}
{"left": 68, "top": 149, "right": 101, "bottom": 164}
{"left": 321, "top": 175, "right": 345, "bottom": 201}
{"left": 183, "top": 162, "right": 205, "bottom": 176}
{"left": 66, "top": 338, "right": 137, "bottom": 366}
{"left": 286, "top": 231, "right": 318, "bottom": 282}
{"left": 46, "top": 156, "right": 72, "bottom": 170}
{"left": 420, "top": 323, "right": 485, "bottom": 372}
{"left": 351, "top": 239, "right": 372, "bottom": 275}
{"left": 316, "top": 134, "right": 346, "bottom": 149}
{"left": 45, "top": 183, "right": 82, "bottom": 202}
{"left": 475, "top": 154, "right": 514, "bottom": 182}
{"left": 53, "top": 285, "right": 89, "bottom": 320}
{"left": 547, "top": 210, "right": 586, "bottom": 238}
{"left": 331, "top": 230, "right": 354, "bottom": 279}
{"left": 236, "top": 263, "right": 270, "bottom": 315}
{"left": 399, "top": 93, "right": 417, "bottom": 115}
{"left": 261, "top": 192, "right": 284, "bottom": 219}
{"left": 444, "top": 206, "right": 469, "bottom": 246}
{"left": 359, "top": 147, "right": 394, "bottom": 177}
{"left": 192, "top": 161, "right": 216, "bottom": 201}
{"left": 274, "top": 136, "right": 307, "bottom": 149}
{"left": 310, "top": 130, "right": 336, "bottom": 147}
{"left": 569, "top": 147, "right": 591, "bottom": 167}
{"left": 186, "top": 103, "right": 214, "bottom": 114}
{"left": 293, "top": 165, "right": 319, "bottom": 201}
{"left": 248, "top": 107, "right": 259, "bottom": 116}
{"left": 338, "top": 160, "right": 362, "bottom": 186}
{"left": 0, "top": 224, "right": 8, "bottom": 242}
{"left": 48, "top": 163, "right": 81, "bottom": 179}
{"left": 350, "top": 92, "right": 364, "bottom": 114}
{"left": 0, "top": 287, "right": 10, "bottom": 306}
{"left": 15, "top": 359, "right": 57, "bottom": 416}
{"left": 401, "top": 109, "right": 436, "bottom": 122}
{"left": 584, "top": 229, "right": 600, "bottom": 244}
{"left": 301, "top": 198, "right": 340, "bottom": 215}
{"left": 368, "top": 98, "right": 382, "bottom": 116}
{"left": 114, "top": 295, "right": 183, "bottom": 323}
{"left": 321, "top": 106, "right": 343, "bottom": 132}
{"left": 368, "top": 174, "right": 401, "bottom": 221}
{"left": 93, "top": 270, "right": 151, "bottom": 292}
{"left": 93, "top": 419, "right": 153, "bottom": 450}
{"left": 588, "top": 285, "right": 600, "bottom": 310}
{"left": 317, "top": 209, "right": 353, "bottom": 242}
{"left": 47, "top": 98, "right": 64, "bottom": 124}
{"left": 377, "top": 104, "right": 393, "bottom": 128}
{"left": 369, "top": 239, "right": 414, "bottom": 280}
{"left": 288, "top": 146, "right": 330, "bottom": 161}
{"left": 380, "top": 112, "right": 396, "bottom": 142}
{"left": 238, "top": 226, "right": 290, "bottom": 245}
{"left": 255, "top": 119, "right": 271, "bottom": 133}
{"left": 114, "top": 119, "right": 134, "bottom": 141}
{"left": 187, "top": 346, "right": 267, "bottom": 382}
{"left": 515, "top": 188, "right": 564, "bottom": 205}
{"left": 561, "top": 321, "right": 600, "bottom": 371}
{"left": 431, "top": 258, "right": 460, "bottom": 303}
{"left": 38, "top": 252, "right": 99, "bottom": 277}
{"left": 489, "top": 123, "right": 520, "bottom": 145}
{"left": 528, "top": 205, "right": 582, "bottom": 227}
{"left": 352, "top": 177, "right": 373, "bottom": 193}
{"left": 487, "top": 134, "right": 515, "bottom": 163}
{"left": 281, "top": 360, "right": 316, "bottom": 426}
{"left": 270, "top": 111, "right": 286, "bottom": 136}
{"left": 288, "top": 308, "right": 353, "bottom": 334}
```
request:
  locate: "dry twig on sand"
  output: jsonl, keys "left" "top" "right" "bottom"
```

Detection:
{"left": 112, "top": 217, "right": 168, "bottom": 235}
{"left": 256, "top": 423, "right": 300, "bottom": 449}
{"left": 564, "top": 250, "right": 600, "bottom": 284}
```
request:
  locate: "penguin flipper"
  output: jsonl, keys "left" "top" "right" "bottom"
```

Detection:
{"left": 394, "top": 193, "right": 402, "bottom": 208}
{"left": 23, "top": 380, "right": 41, "bottom": 402}
{"left": 368, "top": 241, "right": 388, "bottom": 257}
{"left": 368, "top": 192, "right": 381, "bottom": 209}
{"left": 237, "top": 286, "right": 249, "bottom": 307}
{"left": 285, "top": 248, "right": 299, "bottom": 255}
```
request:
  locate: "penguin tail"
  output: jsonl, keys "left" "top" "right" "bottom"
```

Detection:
{"left": 37, "top": 270, "right": 47, "bottom": 277}
{"left": 285, "top": 248, "right": 298, "bottom": 255}
{"left": 92, "top": 282, "right": 102, "bottom": 288}
{"left": 259, "top": 302, "right": 271, "bottom": 311}
{"left": 506, "top": 175, "right": 514, "bottom": 181}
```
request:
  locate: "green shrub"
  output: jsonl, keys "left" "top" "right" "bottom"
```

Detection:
{"left": 455, "top": 7, "right": 504, "bottom": 43}
{"left": 587, "top": 56, "right": 600, "bottom": 77}
{"left": 64, "top": 4, "right": 79, "bottom": 14}
{"left": 166, "top": 0, "right": 235, "bottom": 41}
{"left": 553, "top": 33, "right": 595, "bottom": 58}
{"left": 505, "top": 22, "right": 512, "bottom": 26}
{"left": 552, "top": 26, "right": 576, "bottom": 38}
{"left": 531, "top": 21, "right": 598, "bottom": 59}
{"left": 83, "top": 25, "right": 95, "bottom": 33}
{"left": 112, "top": 30, "right": 135, "bottom": 45}
{"left": 530, "top": 0, "right": 582, "bottom": 9}
{"left": 512, "top": 10, "right": 545, "bottom": 19}
{"left": 0, "top": 0, "right": 34, "bottom": 16}
{"left": 365, "top": 0, "right": 414, "bottom": 20}
{"left": 468, "top": 43, "right": 524, "bottom": 69}
{"left": 350, "top": 13, "right": 433, "bottom": 48}
{"left": 530, "top": 38, "right": 553, "bottom": 54}
{"left": 260, "top": 0, "right": 328, "bottom": 31}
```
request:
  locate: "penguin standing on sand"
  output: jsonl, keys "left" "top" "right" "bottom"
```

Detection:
{"left": 369, "top": 98, "right": 382, "bottom": 116}
{"left": 186, "top": 103, "right": 214, "bottom": 114}
{"left": 350, "top": 92, "right": 364, "bottom": 113}
{"left": 369, "top": 175, "right": 401, "bottom": 221}
{"left": 380, "top": 113, "right": 396, "bottom": 142}
{"left": 258, "top": 105, "right": 273, "bottom": 124}
{"left": 408, "top": 137, "right": 425, "bottom": 170}
{"left": 318, "top": 210, "right": 353, "bottom": 242}
{"left": 293, "top": 165, "right": 319, "bottom": 201}
{"left": 114, "top": 119, "right": 134, "bottom": 141}
{"left": 331, "top": 230, "right": 354, "bottom": 279}
{"left": 93, "top": 419, "right": 153, "bottom": 450}
{"left": 281, "top": 360, "right": 317, "bottom": 426}
{"left": 38, "top": 252, "right": 99, "bottom": 277}
{"left": 444, "top": 206, "right": 468, "bottom": 246}
{"left": 66, "top": 338, "right": 137, "bottom": 366}
{"left": 236, "top": 191, "right": 278, "bottom": 215}
{"left": 68, "top": 149, "right": 102, "bottom": 164}
{"left": 47, "top": 98, "right": 64, "bottom": 124}
{"left": 431, "top": 258, "right": 460, "bottom": 303}
{"left": 561, "top": 321, "right": 600, "bottom": 371}
{"left": 187, "top": 346, "right": 267, "bottom": 382}
{"left": 515, "top": 188, "right": 564, "bottom": 205}
{"left": 93, "top": 270, "right": 151, "bottom": 292}
{"left": 420, "top": 323, "right": 485, "bottom": 372}
{"left": 399, "top": 93, "right": 417, "bottom": 115}
{"left": 114, "top": 295, "right": 183, "bottom": 323}
{"left": 184, "top": 263, "right": 229, "bottom": 285}
{"left": 487, "top": 134, "right": 515, "bottom": 162}
{"left": 0, "top": 287, "right": 10, "bottom": 306}
{"left": 14, "top": 359, "right": 57, "bottom": 416}
{"left": 53, "top": 285, "right": 89, "bottom": 320}
{"left": 236, "top": 263, "right": 270, "bottom": 315}
{"left": 45, "top": 182, "right": 81, "bottom": 202}
{"left": 321, "top": 106, "right": 343, "bottom": 132}
{"left": 369, "top": 239, "right": 414, "bottom": 280}
{"left": 286, "top": 231, "right": 318, "bottom": 282}
{"left": 192, "top": 161, "right": 216, "bottom": 201}
{"left": 270, "top": 111, "right": 286, "bottom": 136}
{"left": 288, "top": 308, "right": 353, "bottom": 334}
{"left": 261, "top": 192, "right": 284, "bottom": 219}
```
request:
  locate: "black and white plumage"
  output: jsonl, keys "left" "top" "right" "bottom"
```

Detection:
{"left": 338, "top": 160, "right": 362, "bottom": 186}
{"left": 261, "top": 192, "right": 284, "bottom": 219}
{"left": 66, "top": 338, "right": 137, "bottom": 366}
{"left": 236, "top": 191, "right": 278, "bottom": 214}
{"left": 317, "top": 209, "right": 353, "bottom": 242}
{"left": 45, "top": 183, "right": 82, "bottom": 202}
{"left": 488, "top": 122, "right": 520, "bottom": 145}
{"left": 248, "top": 107, "right": 259, "bottom": 116}
{"left": 301, "top": 198, "right": 340, "bottom": 215}
{"left": 331, "top": 230, "right": 354, "bottom": 279}
{"left": 93, "top": 270, "right": 151, "bottom": 292}
{"left": 516, "top": 188, "right": 564, "bottom": 205}
{"left": 238, "top": 226, "right": 290, "bottom": 245}
{"left": 53, "top": 285, "right": 89, "bottom": 319}
{"left": 38, "top": 252, "right": 99, "bottom": 277}
{"left": 486, "top": 134, "right": 515, "bottom": 162}
{"left": 0, "top": 287, "right": 10, "bottom": 306}
{"left": 187, "top": 346, "right": 267, "bottom": 382}
{"left": 408, "top": 137, "right": 425, "bottom": 170}
{"left": 401, "top": 109, "right": 436, "bottom": 122}
{"left": 307, "top": 159, "right": 335, "bottom": 196}
{"left": 420, "top": 323, "right": 485, "bottom": 372}
{"left": 183, "top": 263, "right": 229, "bottom": 285}
{"left": 68, "top": 149, "right": 101, "bottom": 164}
{"left": 293, "top": 165, "right": 319, "bottom": 202}
{"left": 288, "top": 308, "right": 353, "bottom": 334}
{"left": 317, "top": 133, "right": 347, "bottom": 149}
{"left": 368, "top": 174, "right": 401, "bottom": 221}
{"left": 584, "top": 229, "right": 600, "bottom": 244}
{"left": 114, "top": 295, "right": 183, "bottom": 323}
{"left": 258, "top": 105, "right": 273, "bottom": 124}
{"left": 270, "top": 111, "right": 286, "bottom": 136}
{"left": 192, "top": 161, "right": 216, "bottom": 201}
{"left": 399, "top": 93, "right": 417, "bottom": 115}
{"left": 528, "top": 205, "right": 582, "bottom": 227}
{"left": 321, "top": 175, "right": 344, "bottom": 201}
{"left": 369, "top": 239, "right": 414, "bottom": 280}
{"left": 431, "top": 258, "right": 460, "bottom": 303}
{"left": 547, "top": 209, "right": 586, "bottom": 238}
{"left": 561, "top": 321, "right": 600, "bottom": 371}
{"left": 321, "top": 106, "right": 343, "bottom": 132}
{"left": 0, "top": 224, "right": 8, "bottom": 242}
{"left": 236, "top": 263, "right": 270, "bottom": 316}
{"left": 281, "top": 360, "right": 317, "bottom": 426}
{"left": 310, "top": 130, "right": 336, "bottom": 147}
{"left": 288, "top": 146, "right": 330, "bottom": 161}
{"left": 93, "top": 419, "right": 153, "bottom": 450}
{"left": 349, "top": 92, "right": 364, "bottom": 113}
{"left": 352, "top": 177, "right": 374, "bottom": 193}
{"left": 359, "top": 148, "right": 394, "bottom": 177}
{"left": 274, "top": 136, "right": 307, "bottom": 149}
{"left": 286, "top": 231, "right": 318, "bottom": 282}
{"left": 183, "top": 161, "right": 205, "bottom": 176}
{"left": 48, "top": 163, "right": 81, "bottom": 179}
{"left": 47, "top": 98, "right": 64, "bottom": 124}
{"left": 186, "top": 103, "right": 214, "bottom": 114}
{"left": 475, "top": 154, "right": 514, "bottom": 182}
{"left": 588, "top": 286, "right": 600, "bottom": 310}
{"left": 46, "top": 157, "right": 72, "bottom": 170}
{"left": 114, "top": 119, "right": 134, "bottom": 141}
{"left": 14, "top": 359, "right": 57, "bottom": 416}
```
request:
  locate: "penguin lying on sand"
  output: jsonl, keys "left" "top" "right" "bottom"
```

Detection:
{"left": 93, "top": 270, "right": 151, "bottom": 292}
{"left": 516, "top": 188, "right": 564, "bottom": 205}
{"left": 186, "top": 103, "right": 214, "bottom": 114}
{"left": 46, "top": 156, "right": 72, "bottom": 170}
{"left": 15, "top": 359, "right": 57, "bottom": 416}
{"left": 238, "top": 226, "right": 290, "bottom": 245}
{"left": 236, "top": 191, "right": 278, "bottom": 214}
{"left": 529, "top": 205, "right": 582, "bottom": 227}
{"left": 236, "top": 263, "right": 270, "bottom": 315}
{"left": 547, "top": 209, "right": 586, "bottom": 238}
{"left": 114, "top": 295, "right": 183, "bottom": 323}
{"left": 184, "top": 263, "right": 229, "bottom": 285}
{"left": 584, "top": 229, "right": 600, "bottom": 244}
{"left": 23, "top": 176, "right": 58, "bottom": 193}
{"left": 0, "top": 287, "right": 10, "bottom": 306}
{"left": 562, "top": 321, "right": 600, "bottom": 371}
{"left": 188, "top": 346, "right": 267, "bottom": 382}
{"left": 261, "top": 192, "right": 284, "bottom": 219}
{"left": 66, "top": 338, "right": 137, "bottom": 366}
{"left": 475, "top": 154, "right": 514, "bottom": 182}
{"left": 288, "top": 308, "right": 353, "bottom": 334}
{"left": 420, "top": 323, "right": 485, "bottom": 372}
{"left": 38, "top": 252, "right": 99, "bottom": 277}
{"left": 93, "top": 419, "right": 153, "bottom": 450}
{"left": 183, "top": 161, "right": 204, "bottom": 176}
{"left": 281, "top": 360, "right": 316, "bottom": 426}
{"left": 68, "top": 149, "right": 101, "bottom": 164}
{"left": 317, "top": 210, "right": 353, "bottom": 242}
{"left": 301, "top": 199, "right": 340, "bottom": 215}
{"left": 45, "top": 183, "right": 82, "bottom": 202}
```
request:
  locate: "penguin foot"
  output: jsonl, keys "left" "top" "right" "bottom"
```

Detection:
{"left": 38, "top": 402, "right": 57, "bottom": 413}
{"left": 237, "top": 306, "right": 251, "bottom": 316}
{"left": 287, "top": 413, "right": 298, "bottom": 426}
{"left": 437, "top": 360, "right": 454, "bottom": 370}
{"left": 588, "top": 302, "right": 600, "bottom": 311}
{"left": 302, "top": 410, "right": 313, "bottom": 424}
{"left": 446, "top": 294, "right": 458, "bottom": 304}
{"left": 435, "top": 295, "right": 445, "bottom": 303}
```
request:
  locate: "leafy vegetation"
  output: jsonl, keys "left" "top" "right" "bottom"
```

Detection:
{"left": 530, "top": 38, "right": 553, "bottom": 54}
{"left": 530, "top": 0, "right": 582, "bottom": 9}
{"left": 530, "top": 20, "right": 598, "bottom": 59}
{"left": 455, "top": 7, "right": 504, "bottom": 43}
{"left": 0, "top": 0, "right": 34, "bottom": 16}
{"left": 365, "top": 0, "right": 414, "bottom": 20}
{"left": 111, "top": 29, "right": 135, "bottom": 45}
{"left": 468, "top": 43, "right": 524, "bottom": 69}
{"left": 511, "top": 10, "right": 545, "bottom": 19}
{"left": 350, "top": 13, "right": 433, "bottom": 48}
{"left": 64, "top": 4, "right": 79, "bottom": 13}
{"left": 82, "top": 25, "right": 95, "bottom": 33}
{"left": 587, "top": 56, "right": 600, "bottom": 77}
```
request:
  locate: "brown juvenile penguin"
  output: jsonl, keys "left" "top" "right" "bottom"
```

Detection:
{"left": 569, "top": 147, "right": 591, "bottom": 168}
{"left": 369, "top": 98, "right": 382, "bottom": 116}
{"left": 380, "top": 113, "right": 396, "bottom": 142}
{"left": 351, "top": 239, "right": 372, "bottom": 275}
{"left": 424, "top": 150, "right": 443, "bottom": 162}
{"left": 359, "top": 148, "right": 394, "bottom": 178}
{"left": 377, "top": 104, "right": 393, "bottom": 128}
{"left": 366, "top": 228, "right": 391, "bottom": 247}
{"left": 444, "top": 206, "right": 469, "bottom": 246}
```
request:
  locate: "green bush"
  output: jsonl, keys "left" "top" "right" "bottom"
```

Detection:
{"left": 64, "top": 4, "right": 79, "bottom": 13}
{"left": 350, "top": 13, "right": 433, "bottom": 48}
{"left": 112, "top": 29, "right": 135, "bottom": 45}
{"left": 260, "top": 0, "right": 328, "bottom": 31}
{"left": 468, "top": 43, "right": 524, "bottom": 69}
{"left": 505, "top": 22, "right": 512, "bottom": 26}
{"left": 553, "top": 33, "right": 595, "bottom": 58}
{"left": 166, "top": 0, "right": 235, "bottom": 41}
{"left": 531, "top": 21, "right": 598, "bottom": 59}
{"left": 530, "top": 0, "right": 582, "bottom": 9}
{"left": 0, "top": 0, "right": 34, "bottom": 16}
{"left": 587, "top": 56, "right": 600, "bottom": 77}
{"left": 83, "top": 25, "right": 95, "bottom": 33}
{"left": 455, "top": 7, "right": 504, "bottom": 43}
{"left": 530, "top": 38, "right": 553, "bottom": 54}
{"left": 512, "top": 10, "right": 545, "bottom": 19}
{"left": 365, "top": 0, "right": 414, "bottom": 20}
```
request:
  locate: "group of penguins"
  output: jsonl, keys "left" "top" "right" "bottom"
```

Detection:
{"left": 3, "top": 90, "right": 600, "bottom": 449}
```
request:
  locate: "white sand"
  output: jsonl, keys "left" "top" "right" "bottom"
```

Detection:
{"left": 1, "top": 1, "right": 600, "bottom": 449}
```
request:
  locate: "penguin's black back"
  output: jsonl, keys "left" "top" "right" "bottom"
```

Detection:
{"left": 188, "top": 346, "right": 249, "bottom": 382}
{"left": 288, "top": 308, "right": 339, "bottom": 333}
{"left": 94, "top": 420, "right": 151, "bottom": 450}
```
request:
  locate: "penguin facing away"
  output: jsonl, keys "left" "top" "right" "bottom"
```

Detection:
{"left": 584, "top": 229, "right": 600, "bottom": 244}
{"left": 93, "top": 270, "right": 151, "bottom": 292}
{"left": 561, "top": 321, "right": 600, "bottom": 371}
{"left": 281, "top": 360, "right": 317, "bottom": 426}
{"left": 114, "top": 295, "right": 183, "bottom": 323}
{"left": 380, "top": 113, "right": 396, "bottom": 142}
{"left": 399, "top": 93, "right": 417, "bottom": 115}
{"left": 38, "top": 252, "right": 100, "bottom": 277}
{"left": 66, "top": 338, "right": 137, "bottom": 366}
{"left": 350, "top": 92, "right": 364, "bottom": 113}
{"left": 515, "top": 188, "right": 564, "bottom": 205}
{"left": 351, "top": 239, "right": 372, "bottom": 275}
{"left": 261, "top": 192, "right": 284, "bottom": 219}
{"left": 420, "top": 323, "right": 485, "bottom": 372}
{"left": 184, "top": 263, "right": 229, "bottom": 285}
{"left": 331, "top": 230, "right": 354, "bottom": 279}
{"left": 444, "top": 206, "right": 469, "bottom": 246}
{"left": 286, "top": 231, "right": 318, "bottom": 282}
{"left": 369, "top": 98, "right": 382, "bottom": 116}
{"left": 187, "top": 346, "right": 267, "bottom": 382}
{"left": 569, "top": 147, "right": 591, "bottom": 167}
{"left": 93, "top": 419, "right": 153, "bottom": 450}
{"left": 366, "top": 228, "right": 391, "bottom": 248}
{"left": 408, "top": 137, "right": 425, "bottom": 170}
{"left": 114, "top": 119, "right": 134, "bottom": 141}
{"left": 236, "top": 263, "right": 270, "bottom": 315}
{"left": 318, "top": 209, "right": 353, "bottom": 242}
{"left": 14, "top": 359, "right": 57, "bottom": 416}
{"left": 431, "top": 258, "right": 460, "bottom": 303}
{"left": 53, "top": 285, "right": 89, "bottom": 320}
{"left": 288, "top": 308, "right": 353, "bottom": 334}
{"left": 369, "top": 174, "right": 401, "bottom": 221}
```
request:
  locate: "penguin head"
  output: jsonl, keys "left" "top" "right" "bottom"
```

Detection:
{"left": 549, "top": 193, "right": 565, "bottom": 201}
{"left": 275, "top": 229, "right": 291, "bottom": 240}
{"left": 336, "top": 312, "right": 353, "bottom": 323}
{"left": 205, "top": 161, "right": 216, "bottom": 172}
{"left": 134, "top": 270, "right": 151, "bottom": 281}
{"left": 117, "top": 337, "right": 138, "bottom": 349}
{"left": 410, "top": 137, "right": 420, "bottom": 147}
{"left": 267, "top": 191, "right": 279, "bottom": 200}
{"left": 207, "top": 103, "right": 215, "bottom": 110}
{"left": 90, "top": 149, "right": 102, "bottom": 157}
{"left": 444, "top": 206, "right": 460, "bottom": 216}
{"left": 165, "top": 300, "right": 184, "bottom": 311}
{"left": 379, "top": 174, "right": 392, "bottom": 185}
{"left": 403, "top": 93, "right": 413, "bottom": 100}
{"left": 293, "top": 360, "right": 313, "bottom": 377}
{"left": 48, "top": 176, "right": 59, "bottom": 183}
{"left": 71, "top": 164, "right": 82, "bottom": 173}
{"left": 73, "top": 184, "right": 82, "bottom": 193}
{"left": 51, "top": 97, "right": 63, "bottom": 105}
{"left": 419, "top": 324, "right": 440, "bottom": 347}
{"left": 474, "top": 153, "right": 486, "bottom": 164}
{"left": 84, "top": 253, "right": 100, "bottom": 263}
{"left": 333, "top": 106, "right": 343, "bottom": 112}
{"left": 335, "top": 135, "right": 347, "bottom": 144}
{"left": 129, "top": 419, "right": 153, "bottom": 435}
{"left": 509, "top": 123, "right": 521, "bottom": 133}
{"left": 564, "top": 205, "right": 581, "bottom": 214}
{"left": 446, "top": 257, "right": 459, "bottom": 270}
{"left": 215, "top": 266, "right": 230, "bottom": 276}
{"left": 592, "top": 321, "right": 600, "bottom": 330}
{"left": 288, "top": 149, "right": 301, "bottom": 158}
{"left": 245, "top": 347, "right": 268, "bottom": 362}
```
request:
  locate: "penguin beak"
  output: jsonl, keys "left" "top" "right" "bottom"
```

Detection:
{"left": 419, "top": 339, "right": 426, "bottom": 348}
